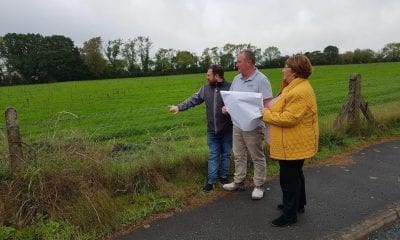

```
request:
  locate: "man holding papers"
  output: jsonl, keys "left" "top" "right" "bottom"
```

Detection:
{"left": 222, "top": 50, "right": 273, "bottom": 200}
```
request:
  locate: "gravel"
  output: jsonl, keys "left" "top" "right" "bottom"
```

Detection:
{"left": 367, "top": 220, "right": 400, "bottom": 240}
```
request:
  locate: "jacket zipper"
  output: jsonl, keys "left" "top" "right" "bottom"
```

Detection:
{"left": 213, "top": 87, "right": 218, "bottom": 134}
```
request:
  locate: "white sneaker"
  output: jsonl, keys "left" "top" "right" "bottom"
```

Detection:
{"left": 251, "top": 186, "right": 264, "bottom": 200}
{"left": 223, "top": 182, "right": 244, "bottom": 191}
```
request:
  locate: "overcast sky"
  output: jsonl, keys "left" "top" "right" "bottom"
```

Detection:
{"left": 1, "top": 0, "right": 399, "bottom": 55}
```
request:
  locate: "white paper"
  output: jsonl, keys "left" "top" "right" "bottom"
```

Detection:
{"left": 220, "top": 91, "right": 263, "bottom": 131}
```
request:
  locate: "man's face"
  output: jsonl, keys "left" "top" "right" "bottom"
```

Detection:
{"left": 207, "top": 69, "right": 218, "bottom": 84}
{"left": 236, "top": 52, "right": 247, "bottom": 74}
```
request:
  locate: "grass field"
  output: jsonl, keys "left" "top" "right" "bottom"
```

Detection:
{"left": 1, "top": 62, "right": 400, "bottom": 239}
{"left": 1, "top": 62, "right": 400, "bottom": 148}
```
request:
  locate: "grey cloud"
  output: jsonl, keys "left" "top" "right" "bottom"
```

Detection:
{"left": 1, "top": 0, "right": 399, "bottom": 55}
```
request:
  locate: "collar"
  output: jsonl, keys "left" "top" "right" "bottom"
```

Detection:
{"left": 280, "top": 78, "right": 306, "bottom": 94}
{"left": 282, "top": 78, "right": 307, "bottom": 91}
{"left": 210, "top": 79, "right": 225, "bottom": 87}
{"left": 240, "top": 68, "right": 258, "bottom": 81}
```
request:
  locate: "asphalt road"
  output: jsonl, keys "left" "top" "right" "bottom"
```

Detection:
{"left": 118, "top": 139, "right": 400, "bottom": 240}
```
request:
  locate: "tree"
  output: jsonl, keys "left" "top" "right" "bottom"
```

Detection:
{"left": 219, "top": 52, "right": 235, "bottom": 71}
{"left": 0, "top": 36, "right": 5, "bottom": 83}
{"left": 263, "top": 46, "right": 281, "bottom": 68}
{"left": 353, "top": 48, "right": 375, "bottom": 63}
{"left": 323, "top": 45, "right": 339, "bottom": 64}
{"left": 0, "top": 33, "right": 44, "bottom": 83}
{"left": 210, "top": 47, "right": 220, "bottom": 64}
{"left": 221, "top": 43, "right": 237, "bottom": 70}
{"left": 223, "top": 43, "right": 248, "bottom": 58}
{"left": 340, "top": 51, "right": 354, "bottom": 64}
{"left": 374, "top": 50, "right": 385, "bottom": 62}
{"left": 154, "top": 48, "right": 176, "bottom": 73}
{"left": 104, "top": 39, "right": 125, "bottom": 75}
{"left": 41, "top": 35, "right": 89, "bottom": 81}
{"left": 222, "top": 43, "right": 238, "bottom": 56}
{"left": 304, "top": 51, "right": 327, "bottom": 65}
{"left": 277, "top": 55, "right": 289, "bottom": 67}
{"left": 175, "top": 51, "right": 198, "bottom": 72}
{"left": 199, "top": 47, "right": 220, "bottom": 71}
{"left": 81, "top": 37, "right": 108, "bottom": 78}
{"left": 254, "top": 48, "right": 263, "bottom": 67}
{"left": 200, "top": 48, "right": 212, "bottom": 71}
{"left": 0, "top": 58, "right": 4, "bottom": 83}
{"left": 0, "top": 33, "right": 88, "bottom": 84}
{"left": 0, "top": 33, "right": 89, "bottom": 84}
{"left": 136, "top": 36, "right": 152, "bottom": 73}
{"left": 382, "top": 42, "right": 400, "bottom": 62}
{"left": 122, "top": 38, "right": 139, "bottom": 75}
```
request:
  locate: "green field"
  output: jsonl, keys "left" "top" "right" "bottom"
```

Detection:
{"left": 1, "top": 62, "right": 400, "bottom": 239}
{"left": 1, "top": 62, "right": 400, "bottom": 148}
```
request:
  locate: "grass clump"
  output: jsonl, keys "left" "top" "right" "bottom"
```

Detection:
{"left": 0, "top": 131, "right": 209, "bottom": 239}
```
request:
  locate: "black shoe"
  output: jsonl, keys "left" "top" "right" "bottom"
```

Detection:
{"left": 271, "top": 215, "right": 297, "bottom": 227}
{"left": 219, "top": 177, "right": 229, "bottom": 184}
{"left": 277, "top": 204, "right": 305, "bottom": 214}
{"left": 203, "top": 183, "right": 213, "bottom": 192}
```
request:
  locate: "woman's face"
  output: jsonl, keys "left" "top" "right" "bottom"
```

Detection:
{"left": 282, "top": 65, "right": 296, "bottom": 83}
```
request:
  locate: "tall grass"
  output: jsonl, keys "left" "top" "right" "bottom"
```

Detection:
{"left": 0, "top": 62, "right": 400, "bottom": 239}
{"left": 0, "top": 132, "right": 208, "bottom": 239}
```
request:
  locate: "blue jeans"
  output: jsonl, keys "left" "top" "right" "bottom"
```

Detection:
{"left": 207, "top": 131, "right": 233, "bottom": 184}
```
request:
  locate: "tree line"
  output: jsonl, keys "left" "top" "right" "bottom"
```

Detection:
{"left": 0, "top": 33, "right": 399, "bottom": 85}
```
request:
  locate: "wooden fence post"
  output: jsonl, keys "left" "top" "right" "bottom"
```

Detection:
{"left": 347, "top": 74, "right": 361, "bottom": 127}
{"left": 5, "top": 107, "right": 24, "bottom": 169}
{"left": 334, "top": 74, "right": 375, "bottom": 132}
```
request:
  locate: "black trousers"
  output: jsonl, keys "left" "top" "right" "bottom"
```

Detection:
{"left": 279, "top": 159, "right": 306, "bottom": 220}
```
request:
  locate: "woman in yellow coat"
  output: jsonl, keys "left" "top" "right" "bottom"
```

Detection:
{"left": 262, "top": 54, "right": 319, "bottom": 227}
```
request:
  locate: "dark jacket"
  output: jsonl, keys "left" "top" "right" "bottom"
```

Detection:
{"left": 178, "top": 80, "right": 232, "bottom": 134}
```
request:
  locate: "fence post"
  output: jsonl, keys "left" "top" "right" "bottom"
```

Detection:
{"left": 5, "top": 107, "right": 24, "bottom": 169}
{"left": 334, "top": 74, "right": 375, "bottom": 132}
{"left": 347, "top": 74, "right": 361, "bottom": 127}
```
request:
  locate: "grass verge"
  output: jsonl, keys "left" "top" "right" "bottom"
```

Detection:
{"left": 0, "top": 105, "right": 400, "bottom": 239}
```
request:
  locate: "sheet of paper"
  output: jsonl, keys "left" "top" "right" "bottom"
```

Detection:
{"left": 220, "top": 91, "right": 263, "bottom": 131}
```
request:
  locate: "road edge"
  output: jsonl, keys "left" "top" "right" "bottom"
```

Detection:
{"left": 328, "top": 203, "right": 400, "bottom": 240}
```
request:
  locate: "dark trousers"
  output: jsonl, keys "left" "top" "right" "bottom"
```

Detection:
{"left": 279, "top": 160, "right": 306, "bottom": 220}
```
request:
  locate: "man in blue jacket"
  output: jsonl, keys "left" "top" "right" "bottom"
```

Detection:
{"left": 169, "top": 65, "right": 233, "bottom": 192}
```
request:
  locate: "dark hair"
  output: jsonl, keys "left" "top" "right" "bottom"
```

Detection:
{"left": 209, "top": 64, "right": 224, "bottom": 79}
{"left": 241, "top": 50, "right": 255, "bottom": 65}
{"left": 285, "top": 55, "right": 313, "bottom": 79}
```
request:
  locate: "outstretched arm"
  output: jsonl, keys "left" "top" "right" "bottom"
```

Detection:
{"left": 168, "top": 87, "right": 205, "bottom": 114}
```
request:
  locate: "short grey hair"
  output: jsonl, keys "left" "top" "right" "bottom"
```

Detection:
{"left": 241, "top": 50, "right": 255, "bottom": 65}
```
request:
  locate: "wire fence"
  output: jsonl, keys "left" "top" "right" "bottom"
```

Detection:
{"left": 2, "top": 91, "right": 399, "bottom": 150}
{"left": 1, "top": 67, "right": 400, "bottom": 159}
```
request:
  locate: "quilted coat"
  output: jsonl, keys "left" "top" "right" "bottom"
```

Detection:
{"left": 263, "top": 78, "right": 319, "bottom": 160}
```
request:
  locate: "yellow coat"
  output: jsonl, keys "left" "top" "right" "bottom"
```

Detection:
{"left": 263, "top": 78, "right": 319, "bottom": 160}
